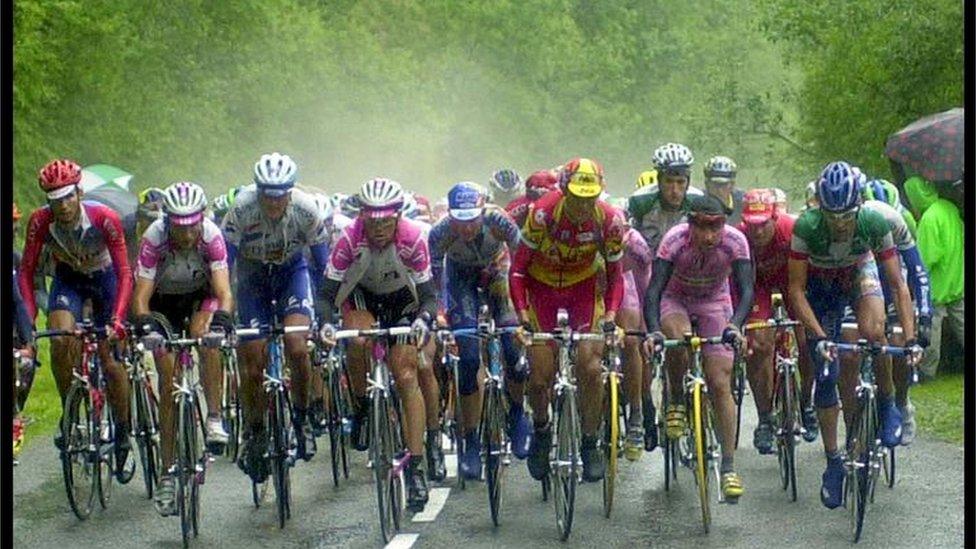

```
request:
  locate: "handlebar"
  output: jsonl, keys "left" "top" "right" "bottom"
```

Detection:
{"left": 333, "top": 326, "right": 414, "bottom": 340}
{"left": 744, "top": 318, "right": 801, "bottom": 331}
{"left": 235, "top": 325, "right": 314, "bottom": 338}
{"left": 35, "top": 323, "right": 111, "bottom": 340}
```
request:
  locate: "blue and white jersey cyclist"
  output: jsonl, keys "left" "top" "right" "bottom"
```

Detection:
{"left": 219, "top": 152, "right": 331, "bottom": 481}
{"left": 427, "top": 181, "right": 532, "bottom": 479}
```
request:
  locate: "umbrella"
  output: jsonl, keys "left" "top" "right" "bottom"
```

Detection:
{"left": 80, "top": 164, "right": 134, "bottom": 193}
{"left": 885, "top": 107, "right": 963, "bottom": 184}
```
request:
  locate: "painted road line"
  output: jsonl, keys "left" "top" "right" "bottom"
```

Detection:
{"left": 445, "top": 453, "right": 458, "bottom": 479}
{"left": 384, "top": 533, "right": 419, "bottom": 549}
{"left": 412, "top": 487, "right": 451, "bottom": 523}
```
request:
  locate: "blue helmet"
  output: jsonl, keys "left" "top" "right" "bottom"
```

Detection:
{"left": 489, "top": 169, "right": 523, "bottom": 195}
{"left": 817, "top": 161, "right": 862, "bottom": 212}
{"left": 447, "top": 181, "right": 487, "bottom": 221}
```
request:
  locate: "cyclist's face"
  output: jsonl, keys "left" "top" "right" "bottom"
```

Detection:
{"left": 690, "top": 221, "right": 723, "bottom": 250}
{"left": 563, "top": 194, "right": 597, "bottom": 221}
{"left": 745, "top": 218, "right": 775, "bottom": 247}
{"left": 258, "top": 192, "right": 290, "bottom": 221}
{"left": 824, "top": 209, "right": 857, "bottom": 241}
{"left": 169, "top": 223, "right": 201, "bottom": 249}
{"left": 706, "top": 179, "right": 734, "bottom": 203}
{"left": 49, "top": 190, "right": 81, "bottom": 226}
{"left": 364, "top": 215, "right": 398, "bottom": 248}
{"left": 660, "top": 174, "right": 688, "bottom": 208}
{"left": 450, "top": 217, "right": 482, "bottom": 241}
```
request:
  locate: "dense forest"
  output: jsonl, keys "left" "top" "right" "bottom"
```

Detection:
{"left": 13, "top": 0, "right": 963, "bottom": 215}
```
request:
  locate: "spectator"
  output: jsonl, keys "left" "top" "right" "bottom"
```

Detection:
{"left": 903, "top": 175, "right": 964, "bottom": 380}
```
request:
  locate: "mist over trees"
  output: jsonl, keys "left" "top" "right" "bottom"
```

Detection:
{"left": 14, "top": 0, "right": 962, "bottom": 211}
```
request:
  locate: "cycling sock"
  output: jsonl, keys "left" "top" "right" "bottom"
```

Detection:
{"left": 720, "top": 456, "right": 734, "bottom": 474}
{"left": 825, "top": 449, "right": 844, "bottom": 461}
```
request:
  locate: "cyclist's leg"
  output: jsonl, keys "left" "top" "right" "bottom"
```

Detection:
{"left": 838, "top": 306, "right": 861, "bottom": 429}
{"left": 339, "top": 303, "right": 376, "bottom": 451}
{"left": 616, "top": 308, "right": 644, "bottom": 428}
{"left": 523, "top": 277, "right": 558, "bottom": 480}
{"left": 92, "top": 269, "right": 130, "bottom": 429}
{"left": 189, "top": 297, "right": 226, "bottom": 442}
{"left": 46, "top": 268, "right": 84, "bottom": 404}
{"left": 234, "top": 261, "right": 272, "bottom": 435}
{"left": 745, "top": 287, "right": 775, "bottom": 452}
{"left": 389, "top": 341, "right": 426, "bottom": 458}
{"left": 573, "top": 277, "right": 605, "bottom": 438}
{"left": 417, "top": 341, "right": 441, "bottom": 433}
{"left": 660, "top": 296, "right": 691, "bottom": 402}
{"left": 448, "top": 263, "right": 484, "bottom": 436}
{"left": 695, "top": 300, "right": 736, "bottom": 462}
{"left": 279, "top": 263, "right": 317, "bottom": 458}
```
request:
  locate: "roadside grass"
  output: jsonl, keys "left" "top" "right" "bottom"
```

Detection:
{"left": 20, "top": 309, "right": 63, "bottom": 450}
{"left": 910, "top": 372, "right": 964, "bottom": 444}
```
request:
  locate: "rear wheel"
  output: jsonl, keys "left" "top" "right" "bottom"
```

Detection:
{"left": 62, "top": 384, "right": 97, "bottom": 520}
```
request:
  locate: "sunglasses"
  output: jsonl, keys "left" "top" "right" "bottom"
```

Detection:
{"left": 823, "top": 208, "right": 858, "bottom": 222}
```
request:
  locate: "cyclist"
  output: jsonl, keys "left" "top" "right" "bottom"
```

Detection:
{"left": 635, "top": 169, "right": 658, "bottom": 190}
{"left": 862, "top": 178, "right": 917, "bottom": 236}
{"left": 210, "top": 185, "right": 244, "bottom": 225}
{"left": 130, "top": 181, "right": 235, "bottom": 515}
{"left": 736, "top": 189, "right": 817, "bottom": 454}
{"left": 505, "top": 169, "right": 559, "bottom": 227}
{"left": 18, "top": 159, "right": 133, "bottom": 471}
{"left": 13, "top": 202, "right": 37, "bottom": 461}
{"left": 318, "top": 178, "right": 437, "bottom": 512}
{"left": 221, "top": 152, "right": 330, "bottom": 481}
{"left": 788, "top": 161, "right": 916, "bottom": 510}
{"left": 703, "top": 155, "right": 746, "bottom": 226}
{"left": 771, "top": 187, "right": 789, "bottom": 215}
{"left": 487, "top": 168, "right": 524, "bottom": 207}
{"left": 509, "top": 157, "right": 626, "bottom": 483}
{"left": 428, "top": 181, "right": 529, "bottom": 479}
{"left": 643, "top": 194, "right": 754, "bottom": 501}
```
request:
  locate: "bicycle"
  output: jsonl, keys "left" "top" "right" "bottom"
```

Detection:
{"left": 522, "top": 309, "right": 606, "bottom": 541}
{"left": 311, "top": 333, "right": 352, "bottom": 486}
{"left": 332, "top": 324, "right": 413, "bottom": 544}
{"left": 434, "top": 326, "right": 465, "bottom": 490}
{"left": 141, "top": 328, "right": 217, "bottom": 548}
{"left": 599, "top": 327, "right": 642, "bottom": 518}
{"left": 448, "top": 306, "right": 521, "bottom": 526}
{"left": 820, "top": 339, "right": 920, "bottom": 543}
{"left": 35, "top": 321, "right": 137, "bottom": 521}
{"left": 651, "top": 319, "right": 733, "bottom": 533}
{"left": 12, "top": 348, "right": 37, "bottom": 465}
{"left": 124, "top": 334, "right": 162, "bottom": 500}
{"left": 218, "top": 342, "right": 242, "bottom": 463}
{"left": 730, "top": 346, "right": 746, "bottom": 450}
{"left": 742, "top": 293, "right": 803, "bottom": 501}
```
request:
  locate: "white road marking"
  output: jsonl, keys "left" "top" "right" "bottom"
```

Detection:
{"left": 384, "top": 533, "right": 419, "bottom": 549}
{"left": 411, "top": 487, "right": 451, "bottom": 522}
{"left": 445, "top": 453, "right": 458, "bottom": 479}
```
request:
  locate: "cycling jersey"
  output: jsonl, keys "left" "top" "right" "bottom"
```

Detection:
{"left": 136, "top": 217, "right": 228, "bottom": 295}
{"left": 428, "top": 205, "right": 520, "bottom": 283}
{"left": 656, "top": 223, "right": 751, "bottom": 303}
{"left": 626, "top": 184, "right": 703, "bottom": 254}
{"left": 325, "top": 216, "right": 433, "bottom": 309}
{"left": 620, "top": 227, "right": 653, "bottom": 313}
{"left": 789, "top": 207, "right": 897, "bottom": 272}
{"left": 19, "top": 201, "right": 132, "bottom": 323}
{"left": 737, "top": 214, "right": 797, "bottom": 322}
{"left": 505, "top": 195, "right": 533, "bottom": 228}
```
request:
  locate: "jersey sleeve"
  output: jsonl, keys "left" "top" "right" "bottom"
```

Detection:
{"left": 220, "top": 203, "right": 242, "bottom": 247}
{"left": 726, "top": 226, "right": 751, "bottom": 261}
{"left": 325, "top": 227, "right": 356, "bottom": 282}
{"left": 135, "top": 227, "right": 163, "bottom": 282}
{"left": 403, "top": 234, "right": 433, "bottom": 285}
{"left": 95, "top": 205, "right": 134, "bottom": 322}
{"left": 520, "top": 201, "right": 550, "bottom": 251}
{"left": 789, "top": 213, "right": 815, "bottom": 261}
{"left": 655, "top": 224, "right": 684, "bottom": 261}
{"left": 601, "top": 207, "right": 625, "bottom": 263}
{"left": 486, "top": 207, "right": 521, "bottom": 251}
{"left": 17, "top": 208, "right": 52, "bottom": 321}
{"left": 203, "top": 221, "right": 229, "bottom": 271}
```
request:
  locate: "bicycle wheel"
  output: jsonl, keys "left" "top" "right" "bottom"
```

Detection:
{"left": 731, "top": 356, "right": 745, "bottom": 450}
{"left": 482, "top": 384, "right": 505, "bottom": 526}
{"left": 133, "top": 374, "right": 160, "bottom": 499}
{"left": 847, "top": 396, "right": 873, "bottom": 543}
{"left": 270, "top": 389, "right": 293, "bottom": 528}
{"left": 325, "top": 369, "right": 342, "bottom": 487}
{"left": 61, "top": 384, "right": 97, "bottom": 520}
{"left": 692, "top": 383, "right": 711, "bottom": 532}
{"left": 451, "top": 363, "right": 466, "bottom": 490}
{"left": 388, "top": 392, "right": 405, "bottom": 532}
{"left": 602, "top": 372, "right": 620, "bottom": 518}
{"left": 883, "top": 446, "right": 895, "bottom": 489}
{"left": 223, "top": 353, "right": 242, "bottom": 463}
{"left": 176, "top": 395, "right": 198, "bottom": 548}
{"left": 371, "top": 390, "right": 397, "bottom": 543}
{"left": 775, "top": 367, "right": 798, "bottom": 501}
{"left": 551, "top": 390, "right": 578, "bottom": 541}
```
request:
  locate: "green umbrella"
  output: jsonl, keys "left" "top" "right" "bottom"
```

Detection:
{"left": 80, "top": 164, "right": 134, "bottom": 193}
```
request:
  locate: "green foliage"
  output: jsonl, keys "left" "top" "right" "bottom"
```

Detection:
{"left": 756, "top": 0, "right": 963, "bottom": 181}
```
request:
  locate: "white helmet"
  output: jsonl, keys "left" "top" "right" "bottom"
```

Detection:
{"left": 162, "top": 182, "right": 207, "bottom": 224}
{"left": 253, "top": 152, "right": 298, "bottom": 192}
{"left": 312, "top": 192, "right": 333, "bottom": 219}
{"left": 329, "top": 192, "right": 348, "bottom": 212}
{"left": 359, "top": 178, "right": 405, "bottom": 216}
{"left": 652, "top": 143, "right": 694, "bottom": 174}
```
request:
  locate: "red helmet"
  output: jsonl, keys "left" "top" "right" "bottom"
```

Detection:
{"left": 38, "top": 159, "right": 83, "bottom": 198}
{"left": 525, "top": 170, "right": 558, "bottom": 200}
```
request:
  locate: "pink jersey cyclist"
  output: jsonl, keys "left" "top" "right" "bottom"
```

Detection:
{"left": 620, "top": 226, "right": 653, "bottom": 316}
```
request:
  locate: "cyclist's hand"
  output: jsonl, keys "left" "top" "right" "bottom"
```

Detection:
{"left": 722, "top": 324, "right": 744, "bottom": 348}
{"left": 813, "top": 337, "right": 833, "bottom": 360}
{"left": 108, "top": 319, "right": 126, "bottom": 341}
{"left": 644, "top": 330, "right": 665, "bottom": 356}
{"left": 411, "top": 316, "right": 430, "bottom": 349}
{"left": 209, "top": 310, "right": 235, "bottom": 336}
{"left": 133, "top": 314, "right": 159, "bottom": 337}
{"left": 516, "top": 310, "right": 533, "bottom": 346}
{"left": 600, "top": 318, "right": 623, "bottom": 344}
{"left": 436, "top": 311, "right": 448, "bottom": 329}
{"left": 916, "top": 315, "right": 932, "bottom": 348}
{"left": 319, "top": 323, "right": 337, "bottom": 349}
{"left": 904, "top": 338, "right": 924, "bottom": 364}
{"left": 141, "top": 331, "right": 165, "bottom": 351}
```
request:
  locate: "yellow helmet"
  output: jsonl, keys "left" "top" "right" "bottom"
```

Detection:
{"left": 635, "top": 169, "right": 658, "bottom": 189}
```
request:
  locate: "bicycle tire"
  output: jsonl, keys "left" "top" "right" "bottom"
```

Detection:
{"left": 371, "top": 389, "right": 396, "bottom": 543}
{"left": 552, "top": 390, "right": 578, "bottom": 541}
{"left": 483, "top": 384, "right": 505, "bottom": 526}
{"left": 389, "top": 390, "right": 406, "bottom": 531}
{"left": 692, "top": 383, "right": 711, "bottom": 533}
{"left": 602, "top": 373, "right": 619, "bottom": 518}
{"left": 62, "top": 384, "right": 97, "bottom": 520}
{"left": 451, "top": 363, "right": 466, "bottom": 490}
{"left": 177, "top": 395, "right": 197, "bottom": 548}
{"left": 731, "top": 357, "right": 745, "bottom": 450}
{"left": 326, "top": 368, "right": 342, "bottom": 487}
{"left": 143, "top": 377, "right": 163, "bottom": 499}
{"left": 884, "top": 446, "right": 895, "bottom": 489}
{"left": 271, "top": 389, "right": 293, "bottom": 528}
{"left": 223, "top": 353, "right": 242, "bottom": 463}
{"left": 848, "top": 395, "right": 874, "bottom": 543}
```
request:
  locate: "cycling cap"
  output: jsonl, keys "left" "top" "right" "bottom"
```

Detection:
{"left": 447, "top": 181, "right": 487, "bottom": 221}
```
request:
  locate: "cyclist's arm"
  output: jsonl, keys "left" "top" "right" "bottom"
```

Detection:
{"left": 642, "top": 258, "right": 674, "bottom": 333}
{"left": 729, "top": 258, "right": 755, "bottom": 327}
{"left": 427, "top": 221, "right": 448, "bottom": 310}
{"left": 17, "top": 209, "right": 49, "bottom": 322}
{"left": 308, "top": 241, "right": 330, "bottom": 285}
{"left": 210, "top": 267, "right": 234, "bottom": 313}
{"left": 787, "top": 257, "right": 826, "bottom": 339}
{"left": 13, "top": 272, "right": 34, "bottom": 347}
{"left": 99, "top": 209, "right": 134, "bottom": 323}
{"left": 131, "top": 276, "right": 154, "bottom": 317}
{"left": 508, "top": 241, "right": 532, "bottom": 314}
{"left": 415, "top": 279, "right": 438, "bottom": 323}
{"left": 318, "top": 278, "right": 341, "bottom": 325}
{"left": 900, "top": 245, "right": 932, "bottom": 319}
{"left": 880, "top": 251, "right": 915, "bottom": 340}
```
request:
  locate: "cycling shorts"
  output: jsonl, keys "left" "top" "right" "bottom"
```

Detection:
{"left": 341, "top": 285, "right": 417, "bottom": 347}
{"left": 806, "top": 258, "right": 884, "bottom": 341}
{"left": 747, "top": 284, "right": 798, "bottom": 324}
{"left": 236, "top": 257, "right": 313, "bottom": 339}
{"left": 660, "top": 292, "right": 734, "bottom": 359}
{"left": 149, "top": 288, "right": 218, "bottom": 335}
{"left": 446, "top": 261, "right": 517, "bottom": 329}
{"left": 48, "top": 263, "right": 118, "bottom": 326}
{"left": 525, "top": 274, "right": 603, "bottom": 333}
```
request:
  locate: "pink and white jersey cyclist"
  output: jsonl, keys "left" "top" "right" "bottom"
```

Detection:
{"left": 136, "top": 216, "right": 228, "bottom": 308}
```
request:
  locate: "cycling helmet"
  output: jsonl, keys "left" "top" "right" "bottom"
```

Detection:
{"left": 311, "top": 192, "right": 333, "bottom": 219}
{"left": 817, "top": 161, "right": 861, "bottom": 212}
{"left": 635, "top": 170, "right": 658, "bottom": 189}
{"left": 253, "top": 152, "right": 298, "bottom": 195}
{"left": 862, "top": 177, "right": 902, "bottom": 208}
{"left": 401, "top": 192, "right": 420, "bottom": 219}
{"left": 329, "top": 192, "right": 348, "bottom": 213}
{"left": 525, "top": 170, "right": 559, "bottom": 200}
{"left": 13, "top": 202, "right": 22, "bottom": 222}
{"left": 359, "top": 177, "right": 404, "bottom": 218}
{"left": 651, "top": 143, "right": 694, "bottom": 176}
{"left": 340, "top": 193, "right": 361, "bottom": 217}
{"left": 559, "top": 157, "right": 604, "bottom": 198}
{"left": 162, "top": 181, "right": 208, "bottom": 225}
{"left": 447, "top": 181, "right": 487, "bottom": 221}
{"left": 704, "top": 155, "right": 737, "bottom": 182}
{"left": 432, "top": 197, "right": 449, "bottom": 222}
{"left": 39, "top": 159, "right": 83, "bottom": 199}
{"left": 489, "top": 169, "right": 523, "bottom": 195}
{"left": 771, "top": 187, "right": 789, "bottom": 214}
{"left": 741, "top": 188, "right": 777, "bottom": 224}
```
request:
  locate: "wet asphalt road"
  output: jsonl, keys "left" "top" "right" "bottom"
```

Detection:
{"left": 13, "top": 401, "right": 964, "bottom": 548}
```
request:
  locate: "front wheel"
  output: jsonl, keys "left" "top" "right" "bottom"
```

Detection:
{"left": 691, "top": 384, "right": 711, "bottom": 533}
{"left": 61, "top": 384, "right": 97, "bottom": 520}
{"left": 551, "top": 390, "right": 578, "bottom": 541}
{"left": 371, "top": 390, "right": 397, "bottom": 543}
{"left": 482, "top": 384, "right": 506, "bottom": 526}
{"left": 602, "top": 373, "right": 620, "bottom": 518}
{"left": 270, "top": 389, "right": 293, "bottom": 529}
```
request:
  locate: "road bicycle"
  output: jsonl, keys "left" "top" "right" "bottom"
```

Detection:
{"left": 311, "top": 331, "right": 352, "bottom": 486}
{"left": 35, "top": 321, "right": 136, "bottom": 521}
{"left": 433, "top": 326, "right": 465, "bottom": 489}
{"left": 123, "top": 334, "right": 162, "bottom": 500}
